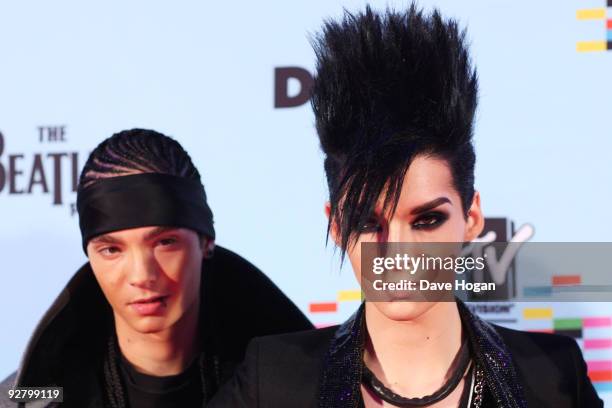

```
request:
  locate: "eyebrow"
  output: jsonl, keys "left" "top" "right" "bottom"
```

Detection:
{"left": 410, "top": 197, "right": 452, "bottom": 215}
{"left": 90, "top": 234, "right": 122, "bottom": 245}
{"left": 89, "top": 226, "right": 178, "bottom": 245}
{"left": 143, "top": 226, "right": 178, "bottom": 241}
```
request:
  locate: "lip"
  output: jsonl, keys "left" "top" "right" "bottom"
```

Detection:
{"left": 129, "top": 295, "right": 168, "bottom": 305}
{"left": 128, "top": 295, "right": 169, "bottom": 316}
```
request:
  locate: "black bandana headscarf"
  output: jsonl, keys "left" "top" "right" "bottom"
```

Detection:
{"left": 76, "top": 173, "right": 215, "bottom": 252}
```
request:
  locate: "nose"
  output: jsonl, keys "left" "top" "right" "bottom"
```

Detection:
{"left": 385, "top": 219, "right": 412, "bottom": 243}
{"left": 128, "top": 247, "right": 160, "bottom": 288}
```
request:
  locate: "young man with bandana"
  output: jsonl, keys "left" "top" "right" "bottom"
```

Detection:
{"left": 0, "top": 129, "right": 312, "bottom": 408}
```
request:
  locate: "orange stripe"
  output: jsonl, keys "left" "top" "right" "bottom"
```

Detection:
{"left": 552, "top": 275, "right": 581, "bottom": 286}
{"left": 309, "top": 302, "right": 338, "bottom": 313}
{"left": 527, "top": 329, "right": 554, "bottom": 333}
{"left": 588, "top": 370, "right": 612, "bottom": 382}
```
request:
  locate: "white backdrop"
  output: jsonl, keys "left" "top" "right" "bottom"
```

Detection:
{"left": 0, "top": 0, "right": 611, "bottom": 403}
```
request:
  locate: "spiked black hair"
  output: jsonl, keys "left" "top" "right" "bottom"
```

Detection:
{"left": 311, "top": 4, "right": 478, "bottom": 255}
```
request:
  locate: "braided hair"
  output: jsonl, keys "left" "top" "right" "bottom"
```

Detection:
{"left": 79, "top": 129, "right": 218, "bottom": 407}
{"left": 78, "top": 128, "right": 202, "bottom": 191}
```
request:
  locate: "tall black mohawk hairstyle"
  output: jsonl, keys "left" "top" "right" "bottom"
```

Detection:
{"left": 311, "top": 4, "right": 478, "bottom": 255}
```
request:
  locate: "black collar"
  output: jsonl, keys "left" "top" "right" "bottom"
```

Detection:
{"left": 317, "top": 300, "right": 527, "bottom": 408}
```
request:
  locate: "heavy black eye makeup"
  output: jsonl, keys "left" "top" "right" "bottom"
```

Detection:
{"left": 358, "top": 205, "right": 449, "bottom": 234}
{"left": 411, "top": 211, "right": 448, "bottom": 230}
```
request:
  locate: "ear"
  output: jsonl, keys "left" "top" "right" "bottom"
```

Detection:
{"left": 201, "top": 238, "right": 215, "bottom": 259}
{"left": 325, "top": 201, "right": 341, "bottom": 248}
{"left": 463, "top": 191, "right": 485, "bottom": 242}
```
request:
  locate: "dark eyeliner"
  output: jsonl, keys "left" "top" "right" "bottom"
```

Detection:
{"left": 412, "top": 211, "right": 448, "bottom": 230}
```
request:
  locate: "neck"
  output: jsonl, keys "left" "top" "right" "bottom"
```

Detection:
{"left": 114, "top": 298, "right": 201, "bottom": 376}
{"left": 363, "top": 301, "right": 464, "bottom": 397}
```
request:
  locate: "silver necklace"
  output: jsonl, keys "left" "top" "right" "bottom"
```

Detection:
{"left": 466, "top": 363, "right": 484, "bottom": 408}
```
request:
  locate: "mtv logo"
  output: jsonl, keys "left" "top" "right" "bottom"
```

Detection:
{"left": 463, "top": 218, "right": 534, "bottom": 301}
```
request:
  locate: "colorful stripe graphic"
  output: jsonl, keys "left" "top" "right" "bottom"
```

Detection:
{"left": 309, "top": 302, "right": 337, "bottom": 313}
{"left": 589, "top": 361, "right": 612, "bottom": 372}
{"left": 523, "top": 307, "right": 553, "bottom": 319}
{"left": 584, "top": 339, "right": 612, "bottom": 350}
{"left": 589, "top": 371, "right": 612, "bottom": 382}
{"left": 309, "top": 289, "right": 362, "bottom": 314}
{"left": 522, "top": 307, "right": 612, "bottom": 388}
{"left": 527, "top": 328, "right": 554, "bottom": 334}
{"left": 523, "top": 286, "right": 552, "bottom": 297}
{"left": 577, "top": 41, "right": 608, "bottom": 52}
{"left": 584, "top": 317, "right": 612, "bottom": 328}
{"left": 594, "top": 382, "right": 612, "bottom": 392}
{"left": 554, "top": 318, "right": 583, "bottom": 338}
{"left": 576, "top": 5, "right": 611, "bottom": 51}
{"left": 552, "top": 275, "right": 581, "bottom": 286}
{"left": 337, "top": 290, "right": 362, "bottom": 302}
{"left": 577, "top": 8, "right": 606, "bottom": 20}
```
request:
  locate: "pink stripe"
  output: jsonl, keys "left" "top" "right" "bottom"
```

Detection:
{"left": 584, "top": 339, "right": 612, "bottom": 349}
{"left": 315, "top": 323, "right": 336, "bottom": 329}
{"left": 584, "top": 317, "right": 612, "bottom": 328}
{"left": 588, "top": 361, "right": 612, "bottom": 371}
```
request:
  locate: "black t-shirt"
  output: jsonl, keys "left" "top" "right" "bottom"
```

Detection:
{"left": 119, "top": 354, "right": 204, "bottom": 408}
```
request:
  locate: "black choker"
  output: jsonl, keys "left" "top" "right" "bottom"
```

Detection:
{"left": 361, "top": 339, "right": 471, "bottom": 407}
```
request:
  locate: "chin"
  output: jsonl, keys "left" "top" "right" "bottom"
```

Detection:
{"left": 131, "top": 317, "right": 170, "bottom": 334}
{"left": 372, "top": 301, "right": 437, "bottom": 322}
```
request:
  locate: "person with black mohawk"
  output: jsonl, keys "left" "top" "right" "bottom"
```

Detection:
{"left": 0, "top": 129, "right": 312, "bottom": 407}
{"left": 209, "top": 4, "right": 602, "bottom": 408}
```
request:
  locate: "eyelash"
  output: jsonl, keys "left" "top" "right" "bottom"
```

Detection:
{"left": 158, "top": 237, "right": 178, "bottom": 246}
{"left": 99, "top": 246, "right": 120, "bottom": 256}
{"left": 95, "top": 237, "right": 178, "bottom": 255}
{"left": 412, "top": 212, "right": 448, "bottom": 230}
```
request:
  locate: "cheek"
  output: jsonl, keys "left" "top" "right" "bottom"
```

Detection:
{"left": 91, "top": 263, "right": 124, "bottom": 307}
{"left": 157, "top": 250, "right": 202, "bottom": 297}
{"left": 429, "top": 213, "right": 467, "bottom": 242}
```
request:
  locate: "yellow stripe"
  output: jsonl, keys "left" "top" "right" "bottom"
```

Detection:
{"left": 576, "top": 8, "right": 606, "bottom": 20}
{"left": 338, "top": 290, "right": 362, "bottom": 302}
{"left": 523, "top": 307, "right": 553, "bottom": 320}
{"left": 576, "top": 41, "right": 607, "bottom": 52}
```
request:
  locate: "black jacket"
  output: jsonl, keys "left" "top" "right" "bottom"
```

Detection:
{"left": 210, "top": 302, "right": 604, "bottom": 408}
{"left": 0, "top": 246, "right": 313, "bottom": 408}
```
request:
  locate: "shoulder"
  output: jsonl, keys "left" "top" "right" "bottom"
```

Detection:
{"left": 252, "top": 325, "right": 338, "bottom": 355}
{"left": 247, "top": 326, "right": 338, "bottom": 377}
{"left": 493, "top": 324, "right": 583, "bottom": 373}
{"left": 492, "top": 324, "right": 603, "bottom": 407}
{"left": 0, "top": 372, "right": 17, "bottom": 408}
{"left": 209, "top": 327, "right": 338, "bottom": 408}
{"left": 494, "top": 323, "right": 576, "bottom": 347}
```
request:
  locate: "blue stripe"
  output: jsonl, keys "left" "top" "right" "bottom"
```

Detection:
{"left": 522, "top": 286, "right": 552, "bottom": 297}
{"left": 594, "top": 382, "right": 612, "bottom": 392}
